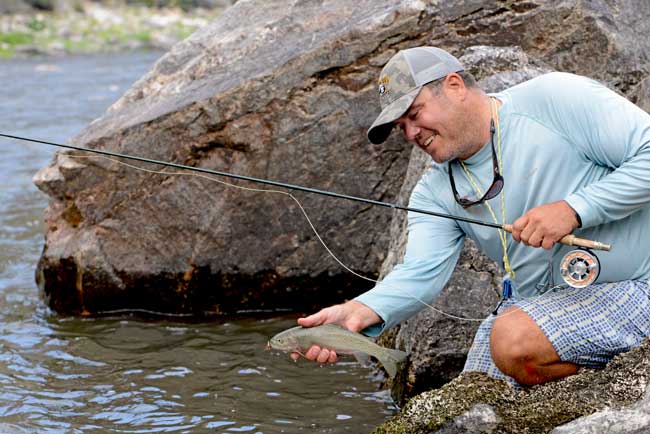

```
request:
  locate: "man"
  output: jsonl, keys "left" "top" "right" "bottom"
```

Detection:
{"left": 292, "top": 46, "right": 650, "bottom": 386}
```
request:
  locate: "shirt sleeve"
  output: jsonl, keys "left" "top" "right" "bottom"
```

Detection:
{"left": 544, "top": 73, "right": 650, "bottom": 228}
{"left": 354, "top": 170, "right": 465, "bottom": 336}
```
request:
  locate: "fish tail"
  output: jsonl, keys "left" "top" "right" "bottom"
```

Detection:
{"left": 376, "top": 348, "right": 407, "bottom": 379}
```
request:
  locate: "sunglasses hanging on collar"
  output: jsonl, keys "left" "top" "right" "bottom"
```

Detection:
{"left": 448, "top": 120, "right": 504, "bottom": 208}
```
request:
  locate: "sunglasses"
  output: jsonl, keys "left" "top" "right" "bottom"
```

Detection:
{"left": 448, "top": 120, "right": 504, "bottom": 208}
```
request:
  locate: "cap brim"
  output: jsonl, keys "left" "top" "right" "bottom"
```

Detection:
{"left": 367, "top": 87, "right": 421, "bottom": 144}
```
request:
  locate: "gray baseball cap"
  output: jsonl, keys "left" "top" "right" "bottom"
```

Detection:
{"left": 367, "top": 47, "right": 464, "bottom": 144}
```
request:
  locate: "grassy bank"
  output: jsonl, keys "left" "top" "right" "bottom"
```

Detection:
{"left": 0, "top": 2, "right": 225, "bottom": 58}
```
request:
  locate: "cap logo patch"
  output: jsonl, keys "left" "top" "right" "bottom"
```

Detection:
{"left": 378, "top": 76, "right": 390, "bottom": 95}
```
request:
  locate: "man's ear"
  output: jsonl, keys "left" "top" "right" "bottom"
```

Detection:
{"left": 443, "top": 73, "right": 467, "bottom": 100}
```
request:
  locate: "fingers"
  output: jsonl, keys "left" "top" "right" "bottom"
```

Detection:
{"left": 511, "top": 201, "right": 579, "bottom": 250}
{"left": 297, "top": 307, "right": 334, "bottom": 328}
{"left": 292, "top": 345, "right": 338, "bottom": 364}
{"left": 514, "top": 220, "right": 552, "bottom": 249}
{"left": 511, "top": 215, "right": 527, "bottom": 243}
{"left": 512, "top": 215, "right": 544, "bottom": 247}
{"left": 541, "top": 237, "right": 555, "bottom": 250}
{"left": 317, "top": 348, "right": 337, "bottom": 364}
{"left": 297, "top": 301, "right": 381, "bottom": 332}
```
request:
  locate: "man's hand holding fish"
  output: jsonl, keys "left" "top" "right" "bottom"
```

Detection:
{"left": 291, "top": 300, "right": 381, "bottom": 364}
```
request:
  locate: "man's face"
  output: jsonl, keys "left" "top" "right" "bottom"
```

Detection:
{"left": 394, "top": 77, "right": 476, "bottom": 163}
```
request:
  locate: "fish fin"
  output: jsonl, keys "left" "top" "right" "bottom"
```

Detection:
{"left": 352, "top": 351, "right": 372, "bottom": 367}
{"left": 376, "top": 348, "right": 407, "bottom": 379}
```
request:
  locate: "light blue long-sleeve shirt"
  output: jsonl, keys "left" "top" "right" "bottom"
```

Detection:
{"left": 356, "top": 72, "right": 650, "bottom": 335}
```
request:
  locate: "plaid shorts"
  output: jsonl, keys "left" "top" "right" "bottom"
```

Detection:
{"left": 463, "top": 279, "right": 650, "bottom": 386}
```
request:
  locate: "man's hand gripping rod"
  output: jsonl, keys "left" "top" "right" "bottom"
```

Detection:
{"left": 502, "top": 224, "right": 612, "bottom": 251}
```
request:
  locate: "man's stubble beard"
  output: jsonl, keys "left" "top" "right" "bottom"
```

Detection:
{"left": 435, "top": 106, "right": 483, "bottom": 164}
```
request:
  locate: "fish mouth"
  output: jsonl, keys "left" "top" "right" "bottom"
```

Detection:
{"left": 266, "top": 341, "right": 272, "bottom": 350}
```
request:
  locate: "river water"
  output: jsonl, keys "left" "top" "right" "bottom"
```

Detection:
{"left": 0, "top": 52, "right": 396, "bottom": 433}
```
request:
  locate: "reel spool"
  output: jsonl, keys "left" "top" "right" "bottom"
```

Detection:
{"left": 559, "top": 248, "right": 601, "bottom": 288}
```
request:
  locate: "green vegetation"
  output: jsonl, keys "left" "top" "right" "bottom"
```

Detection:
{"left": 0, "top": 3, "right": 223, "bottom": 58}
{"left": 0, "top": 32, "right": 34, "bottom": 57}
{"left": 0, "top": 31, "right": 34, "bottom": 45}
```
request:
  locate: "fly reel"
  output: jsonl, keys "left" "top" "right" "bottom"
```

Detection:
{"left": 559, "top": 248, "right": 600, "bottom": 288}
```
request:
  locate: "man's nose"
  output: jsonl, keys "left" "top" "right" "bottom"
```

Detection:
{"left": 403, "top": 122, "right": 420, "bottom": 143}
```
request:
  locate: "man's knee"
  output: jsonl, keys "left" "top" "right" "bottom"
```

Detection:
{"left": 489, "top": 308, "right": 531, "bottom": 377}
{"left": 489, "top": 307, "right": 557, "bottom": 385}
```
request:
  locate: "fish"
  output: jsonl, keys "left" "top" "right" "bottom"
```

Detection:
{"left": 268, "top": 324, "right": 407, "bottom": 378}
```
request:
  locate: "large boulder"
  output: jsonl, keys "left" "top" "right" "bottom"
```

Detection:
{"left": 34, "top": 0, "right": 424, "bottom": 315}
{"left": 34, "top": 0, "right": 650, "bottom": 320}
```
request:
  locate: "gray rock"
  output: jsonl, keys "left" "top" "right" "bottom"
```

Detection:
{"left": 629, "top": 77, "right": 650, "bottom": 114}
{"left": 435, "top": 404, "right": 500, "bottom": 434}
{"left": 429, "top": 0, "right": 650, "bottom": 93}
{"left": 0, "top": 0, "right": 32, "bottom": 14}
{"left": 551, "top": 386, "right": 650, "bottom": 434}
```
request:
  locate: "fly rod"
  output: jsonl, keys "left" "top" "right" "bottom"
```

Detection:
{"left": 0, "top": 132, "right": 611, "bottom": 251}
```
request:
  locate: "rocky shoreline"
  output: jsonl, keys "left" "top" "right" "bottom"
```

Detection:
{"left": 0, "top": 1, "right": 230, "bottom": 57}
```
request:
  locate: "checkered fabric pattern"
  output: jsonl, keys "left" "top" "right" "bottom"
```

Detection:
{"left": 463, "top": 279, "right": 650, "bottom": 386}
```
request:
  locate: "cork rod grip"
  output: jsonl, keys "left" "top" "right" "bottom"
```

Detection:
{"left": 501, "top": 224, "right": 612, "bottom": 252}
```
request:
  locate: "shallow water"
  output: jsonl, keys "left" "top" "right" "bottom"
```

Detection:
{"left": 0, "top": 51, "right": 396, "bottom": 433}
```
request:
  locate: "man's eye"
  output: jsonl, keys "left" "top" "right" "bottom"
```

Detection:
{"left": 409, "top": 111, "right": 419, "bottom": 120}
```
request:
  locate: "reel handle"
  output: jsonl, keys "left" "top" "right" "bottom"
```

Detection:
{"left": 502, "top": 224, "right": 612, "bottom": 252}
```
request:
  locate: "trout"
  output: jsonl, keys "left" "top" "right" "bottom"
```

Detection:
{"left": 268, "top": 324, "right": 407, "bottom": 378}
